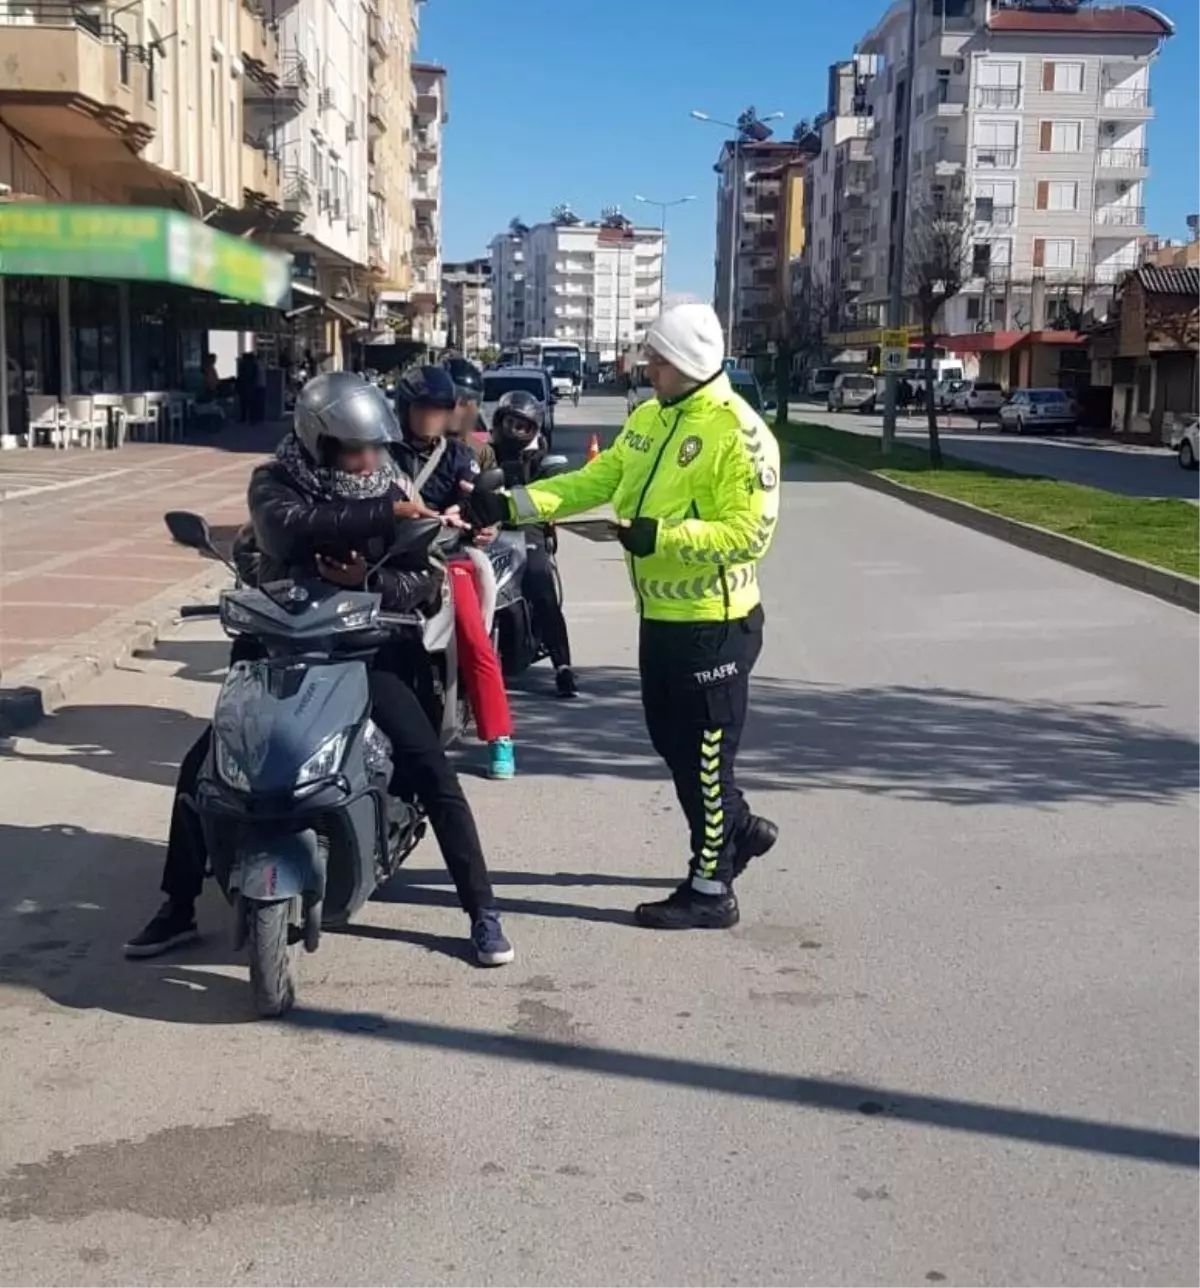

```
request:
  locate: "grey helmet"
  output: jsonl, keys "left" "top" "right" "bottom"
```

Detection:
{"left": 492, "top": 388, "right": 544, "bottom": 446}
{"left": 293, "top": 371, "right": 398, "bottom": 465}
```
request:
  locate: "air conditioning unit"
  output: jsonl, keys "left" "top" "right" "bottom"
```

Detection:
{"left": 953, "top": 58, "right": 965, "bottom": 74}
{"left": 1102, "top": 121, "right": 1117, "bottom": 136}
{"left": 318, "top": 87, "right": 335, "bottom": 111}
{"left": 347, "top": 213, "right": 362, "bottom": 232}
{"left": 1116, "top": 181, "right": 1131, "bottom": 194}
{"left": 346, "top": 121, "right": 359, "bottom": 141}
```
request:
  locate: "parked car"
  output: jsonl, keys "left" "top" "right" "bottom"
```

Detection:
{"left": 828, "top": 372, "right": 880, "bottom": 413}
{"left": 728, "top": 368, "right": 776, "bottom": 415}
{"left": 951, "top": 380, "right": 1006, "bottom": 418}
{"left": 998, "top": 388, "right": 1078, "bottom": 435}
{"left": 482, "top": 367, "right": 555, "bottom": 447}
{"left": 807, "top": 366, "right": 841, "bottom": 400}
{"left": 1170, "top": 415, "right": 1199, "bottom": 470}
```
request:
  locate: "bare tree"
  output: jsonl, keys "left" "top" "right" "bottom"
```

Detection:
{"left": 904, "top": 188, "right": 973, "bottom": 466}
{"left": 771, "top": 269, "right": 835, "bottom": 427}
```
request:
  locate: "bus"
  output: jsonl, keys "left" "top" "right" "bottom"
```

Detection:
{"left": 517, "top": 337, "right": 583, "bottom": 402}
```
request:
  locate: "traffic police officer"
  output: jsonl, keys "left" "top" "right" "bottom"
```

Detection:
{"left": 466, "top": 303, "right": 780, "bottom": 929}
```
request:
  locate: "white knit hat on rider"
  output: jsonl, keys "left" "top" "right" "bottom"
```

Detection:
{"left": 645, "top": 303, "right": 726, "bottom": 384}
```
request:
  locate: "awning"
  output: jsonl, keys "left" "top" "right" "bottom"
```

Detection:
{"left": 0, "top": 203, "right": 292, "bottom": 309}
{"left": 941, "top": 330, "right": 1084, "bottom": 354}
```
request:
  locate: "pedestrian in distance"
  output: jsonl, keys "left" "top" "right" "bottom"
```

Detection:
{"left": 466, "top": 302, "right": 781, "bottom": 930}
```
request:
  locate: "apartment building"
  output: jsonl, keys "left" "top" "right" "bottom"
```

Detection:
{"left": 0, "top": 0, "right": 292, "bottom": 428}
{"left": 802, "top": 58, "right": 880, "bottom": 333}
{"left": 849, "top": 0, "right": 1173, "bottom": 337}
{"left": 442, "top": 258, "right": 492, "bottom": 356}
{"left": 408, "top": 61, "right": 447, "bottom": 349}
{"left": 367, "top": 0, "right": 420, "bottom": 308}
{"left": 510, "top": 211, "right": 664, "bottom": 363}
{"left": 489, "top": 221, "right": 528, "bottom": 348}
{"left": 713, "top": 135, "right": 813, "bottom": 356}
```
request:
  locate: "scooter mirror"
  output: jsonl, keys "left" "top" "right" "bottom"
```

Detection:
{"left": 165, "top": 510, "right": 214, "bottom": 552}
{"left": 475, "top": 468, "right": 505, "bottom": 493}
{"left": 540, "top": 454, "right": 570, "bottom": 477}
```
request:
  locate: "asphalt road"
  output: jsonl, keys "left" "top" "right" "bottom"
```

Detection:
{"left": 0, "top": 396, "right": 1196, "bottom": 1287}
{"left": 792, "top": 402, "right": 1200, "bottom": 502}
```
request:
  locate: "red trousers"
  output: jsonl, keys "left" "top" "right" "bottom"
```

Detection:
{"left": 448, "top": 559, "right": 512, "bottom": 742}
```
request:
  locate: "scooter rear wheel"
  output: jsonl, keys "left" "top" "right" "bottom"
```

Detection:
{"left": 246, "top": 898, "right": 296, "bottom": 1018}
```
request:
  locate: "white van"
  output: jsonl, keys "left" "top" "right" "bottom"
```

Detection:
{"left": 828, "top": 372, "right": 880, "bottom": 413}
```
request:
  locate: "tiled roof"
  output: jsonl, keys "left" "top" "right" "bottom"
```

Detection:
{"left": 988, "top": 5, "right": 1174, "bottom": 36}
{"left": 1135, "top": 266, "right": 1200, "bottom": 296}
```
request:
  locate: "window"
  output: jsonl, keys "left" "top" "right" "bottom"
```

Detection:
{"left": 819, "top": 193, "right": 827, "bottom": 217}
{"left": 1036, "top": 180, "right": 1078, "bottom": 211}
{"left": 975, "top": 179, "right": 1015, "bottom": 224}
{"left": 1032, "top": 238, "right": 1075, "bottom": 270}
{"left": 976, "top": 60, "right": 1021, "bottom": 109}
{"left": 971, "top": 242, "right": 992, "bottom": 276}
{"left": 966, "top": 295, "right": 982, "bottom": 321}
{"left": 974, "top": 118, "right": 1018, "bottom": 167}
{"left": 1043, "top": 61, "right": 1084, "bottom": 94}
{"left": 1039, "top": 121, "right": 1082, "bottom": 153}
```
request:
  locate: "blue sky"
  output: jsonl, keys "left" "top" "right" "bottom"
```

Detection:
{"left": 421, "top": 0, "right": 1199, "bottom": 301}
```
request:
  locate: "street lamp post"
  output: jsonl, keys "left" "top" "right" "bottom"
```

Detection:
{"left": 634, "top": 194, "right": 695, "bottom": 312}
{"left": 690, "top": 109, "right": 784, "bottom": 354}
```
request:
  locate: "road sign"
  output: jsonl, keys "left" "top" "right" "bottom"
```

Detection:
{"left": 880, "top": 328, "right": 910, "bottom": 350}
{"left": 881, "top": 347, "right": 907, "bottom": 373}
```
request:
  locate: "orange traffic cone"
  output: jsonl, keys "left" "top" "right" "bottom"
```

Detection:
{"left": 586, "top": 433, "right": 601, "bottom": 462}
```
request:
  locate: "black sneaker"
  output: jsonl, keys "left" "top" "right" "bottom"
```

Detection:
{"left": 732, "top": 815, "right": 779, "bottom": 880}
{"left": 635, "top": 881, "right": 740, "bottom": 930}
{"left": 471, "top": 909, "right": 515, "bottom": 966}
{"left": 124, "top": 899, "right": 199, "bottom": 959}
{"left": 555, "top": 665, "right": 578, "bottom": 698}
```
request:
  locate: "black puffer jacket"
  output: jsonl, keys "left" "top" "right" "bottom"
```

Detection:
{"left": 247, "top": 461, "right": 441, "bottom": 613}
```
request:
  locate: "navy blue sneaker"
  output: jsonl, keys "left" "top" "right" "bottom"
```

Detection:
{"left": 471, "top": 910, "right": 515, "bottom": 966}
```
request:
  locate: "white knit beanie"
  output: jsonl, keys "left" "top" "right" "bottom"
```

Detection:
{"left": 645, "top": 303, "right": 726, "bottom": 384}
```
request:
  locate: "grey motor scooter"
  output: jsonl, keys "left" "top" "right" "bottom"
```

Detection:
{"left": 164, "top": 510, "right": 462, "bottom": 1018}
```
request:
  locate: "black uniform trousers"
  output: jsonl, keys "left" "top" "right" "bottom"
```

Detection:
{"left": 638, "top": 604, "right": 764, "bottom": 891}
{"left": 160, "top": 640, "right": 495, "bottom": 917}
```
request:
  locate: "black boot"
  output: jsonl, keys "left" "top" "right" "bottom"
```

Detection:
{"left": 635, "top": 881, "right": 739, "bottom": 930}
{"left": 732, "top": 815, "right": 778, "bottom": 880}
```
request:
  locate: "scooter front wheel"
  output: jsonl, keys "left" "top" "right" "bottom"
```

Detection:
{"left": 245, "top": 898, "right": 296, "bottom": 1018}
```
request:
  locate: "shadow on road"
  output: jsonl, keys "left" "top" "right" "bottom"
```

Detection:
{"left": 6, "top": 654, "right": 1196, "bottom": 808}
{"left": 281, "top": 1004, "right": 1197, "bottom": 1170}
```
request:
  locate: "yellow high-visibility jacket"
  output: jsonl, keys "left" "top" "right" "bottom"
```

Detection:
{"left": 509, "top": 373, "right": 780, "bottom": 622}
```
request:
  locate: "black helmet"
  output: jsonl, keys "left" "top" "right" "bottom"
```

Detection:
{"left": 442, "top": 355, "right": 484, "bottom": 405}
{"left": 492, "top": 389, "right": 544, "bottom": 446}
{"left": 395, "top": 364, "right": 457, "bottom": 434}
{"left": 294, "top": 371, "right": 398, "bottom": 465}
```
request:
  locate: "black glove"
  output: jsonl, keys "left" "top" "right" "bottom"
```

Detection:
{"left": 464, "top": 488, "right": 510, "bottom": 529}
{"left": 615, "top": 517, "right": 658, "bottom": 557}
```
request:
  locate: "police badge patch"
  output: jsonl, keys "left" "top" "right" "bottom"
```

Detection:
{"left": 758, "top": 465, "right": 779, "bottom": 490}
{"left": 677, "top": 435, "right": 703, "bottom": 467}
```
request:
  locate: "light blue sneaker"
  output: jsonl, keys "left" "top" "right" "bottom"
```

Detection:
{"left": 488, "top": 736, "right": 516, "bottom": 780}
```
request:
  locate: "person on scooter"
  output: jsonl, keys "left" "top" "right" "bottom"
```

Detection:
{"left": 125, "top": 371, "right": 515, "bottom": 967}
{"left": 393, "top": 364, "right": 517, "bottom": 781}
{"left": 491, "top": 389, "right": 577, "bottom": 698}
{"left": 443, "top": 355, "right": 497, "bottom": 472}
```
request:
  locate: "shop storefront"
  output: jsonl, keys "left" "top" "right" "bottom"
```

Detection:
{"left": 0, "top": 203, "right": 291, "bottom": 442}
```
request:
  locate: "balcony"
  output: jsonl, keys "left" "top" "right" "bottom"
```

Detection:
{"left": 1098, "top": 147, "right": 1149, "bottom": 172}
{"left": 1100, "top": 85, "right": 1151, "bottom": 114}
{"left": 975, "top": 86, "right": 1020, "bottom": 110}
{"left": 1095, "top": 205, "right": 1146, "bottom": 229}
{"left": 413, "top": 130, "right": 437, "bottom": 168}
{"left": 972, "top": 145, "right": 1017, "bottom": 169}
{"left": 367, "top": 90, "right": 387, "bottom": 136}
{"left": 282, "top": 166, "right": 313, "bottom": 213}
{"left": 241, "top": 141, "right": 281, "bottom": 206}
{"left": 244, "top": 49, "right": 309, "bottom": 129}
{"left": 974, "top": 203, "right": 1015, "bottom": 227}
{"left": 414, "top": 90, "right": 440, "bottom": 121}
{"left": 0, "top": 4, "right": 157, "bottom": 152}
{"left": 367, "top": 10, "right": 391, "bottom": 63}
{"left": 239, "top": 3, "right": 279, "bottom": 84}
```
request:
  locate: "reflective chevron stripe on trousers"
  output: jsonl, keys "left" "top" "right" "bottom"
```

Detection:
{"left": 638, "top": 606, "right": 765, "bottom": 893}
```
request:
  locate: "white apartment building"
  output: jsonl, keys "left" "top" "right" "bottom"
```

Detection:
{"left": 409, "top": 61, "right": 447, "bottom": 348}
{"left": 489, "top": 222, "right": 528, "bottom": 347}
{"left": 442, "top": 257, "right": 492, "bottom": 356}
{"left": 268, "top": 0, "right": 372, "bottom": 292}
{"left": 507, "top": 214, "right": 664, "bottom": 363}
{"left": 850, "top": 0, "right": 1172, "bottom": 335}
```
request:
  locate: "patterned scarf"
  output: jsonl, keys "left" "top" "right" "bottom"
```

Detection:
{"left": 275, "top": 431, "right": 413, "bottom": 501}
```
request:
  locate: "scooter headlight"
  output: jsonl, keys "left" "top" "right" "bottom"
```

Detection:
{"left": 295, "top": 731, "right": 348, "bottom": 789}
{"left": 215, "top": 738, "right": 251, "bottom": 792}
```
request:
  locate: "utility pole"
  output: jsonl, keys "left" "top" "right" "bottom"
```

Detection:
{"left": 881, "top": 0, "right": 918, "bottom": 456}
{"left": 634, "top": 194, "right": 695, "bottom": 312}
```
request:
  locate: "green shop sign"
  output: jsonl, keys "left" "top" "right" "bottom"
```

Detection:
{"left": 0, "top": 204, "right": 292, "bottom": 309}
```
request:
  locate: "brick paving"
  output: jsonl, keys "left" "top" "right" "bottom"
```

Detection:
{"left": 0, "top": 424, "right": 281, "bottom": 675}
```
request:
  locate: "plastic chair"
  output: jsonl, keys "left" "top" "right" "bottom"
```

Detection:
{"left": 26, "top": 396, "right": 65, "bottom": 449}
{"left": 62, "top": 395, "right": 105, "bottom": 449}
{"left": 122, "top": 393, "right": 158, "bottom": 443}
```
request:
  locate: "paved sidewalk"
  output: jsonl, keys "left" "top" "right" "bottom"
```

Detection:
{"left": 0, "top": 424, "right": 280, "bottom": 706}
